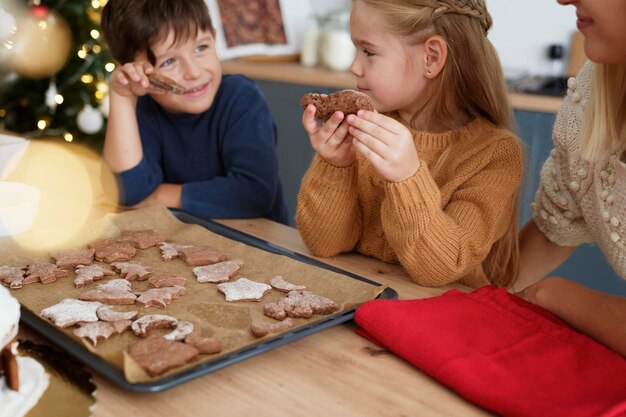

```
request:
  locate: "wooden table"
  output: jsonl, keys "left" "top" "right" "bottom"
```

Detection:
{"left": 84, "top": 218, "right": 492, "bottom": 417}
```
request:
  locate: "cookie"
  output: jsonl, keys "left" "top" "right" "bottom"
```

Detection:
{"left": 79, "top": 279, "right": 137, "bottom": 305}
{"left": 263, "top": 290, "right": 339, "bottom": 320}
{"left": 89, "top": 239, "right": 137, "bottom": 263}
{"left": 163, "top": 321, "right": 194, "bottom": 341}
{"left": 120, "top": 229, "right": 166, "bottom": 249}
{"left": 250, "top": 318, "right": 295, "bottom": 338}
{"left": 184, "top": 331, "right": 222, "bottom": 354}
{"left": 131, "top": 314, "right": 178, "bottom": 337}
{"left": 147, "top": 73, "right": 186, "bottom": 95}
{"left": 178, "top": 245, "right": 229, "bottom": 266}
{"left": 217, "top": 278, "right": 272, "bottom": 302}
{"left": 73, "top": 319, "right": 131, "bottom": 346}
{"left": 23, "top": 263, "right": 68, "bottom": 285}
{"left": 127, "top": 336, "right": 199, "bottom": 377}
{"left": 192, "top": 259, "right": 244, "bottom": 283}
{"left": 0, "top": 266, "right": 25, "bottom": 289}
{"left": 51, "top": 248, "right": 95, "bottom": 269}
{"left": 300, "top": 89, "right": 374, "bottom": 121}
{"left": 159, "top": 242, "right": 193, "bottom": 261}
{"left": 269, "top": 276, "right": 306, "bottom": 293}
{"left": 148, "top": 274, "right": 187, "bottom": 288}
{"left": 96, "top": 305, "right": 139, "bottom": 322}
{"left": 111, "top": 262, "right": 154, "bottom": 281}
{"left": 74, "top": 264, "right": 115, "bottom": 288}
{"left": 41, "top": 299, "right": 102, "bottom": 328}
{"left": 135, "top": 286, "right": 186, "bottom": 308}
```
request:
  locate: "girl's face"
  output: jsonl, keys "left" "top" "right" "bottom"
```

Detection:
{"left": 138, "top": 28, "right": 222, "bottom": 114}
{"left": 557, "top": 0, "right": 626, "bottom": 64}
{"left": 349, "top": 2, "right": 431, "bottom": 122}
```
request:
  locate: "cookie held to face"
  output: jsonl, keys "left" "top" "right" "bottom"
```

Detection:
{"left": 300, "top": 89, "right": 374, "bottom": 121}
{"left": 147, "top": 73, "right": 186, "bottom": 95}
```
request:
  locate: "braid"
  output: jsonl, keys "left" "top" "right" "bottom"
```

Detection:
{"left": 431, "top": 0, "right": 492, "bottom": 34}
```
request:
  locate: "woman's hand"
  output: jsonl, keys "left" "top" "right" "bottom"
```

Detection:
{"left": 301, "top": 104, "right": 356, "bottom": 167}
{"left": 110, "top": 61, "right": 160, "bottom": 98}
{"left": 346, "top": 110, "right": 420, "bottom": 182}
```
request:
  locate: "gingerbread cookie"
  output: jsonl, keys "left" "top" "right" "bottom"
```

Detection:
{"left": 184, "top": 331, "right": 222, "bottom": 354}
{"left": 73, "top": 319, "right": 131, "bottom": 346}
{"left": 158, "top": 242, "right": 193, "bottom": 261}
{"left": 41, "top": 299, "right": 102, "bottom": 328}
{"left": 96, "top": 305, "right": 139, "bottom": 322}
{"left": 128, "top": 336, "right": 199, "bottom": 377}
{"left": 51, "top": 248, "right": 95, "bottom": 269}
{"left": 131, "top": 314, "right": 178, "bottom": 337}
{"left": 120, "top": 229, "right": 166, "bottom": 249}
{"left": 269, "top": 276, "right": 306, "bottom": 293}
{"left": 0, "top": 266, "right": 25, "bottom": 289}
{"left": 147, "top": 73, "right": 186, "bottom": 95}
{"left": 89, "top": 239, "right": 137, "bottom": 263}
{"left": 148, "top": 274, "right": 187, "bottom": 288}
{"left": 23, "top": 263, "right": 68, "bottom": 285}
{"left": 163, "top": 321, "right": 194, "bottom": 341}
{"left": 79, "top": 279, "right": 137, "bottom": 305}
{"left": 264, "top": 290, "right": 339, "bottom": 320}
{"left": 135, "top": 286, "right": 186, "bottom": 308}
{"left": 192, "top": 259, "right": 244, "bottom": 283}
{"left": 250, "top": 318, "right": 295, "bottom": 338}
{"left": 111, "top": 262, "right": 154, "bottom": 281}
{"left": 217, "top": 278, "right": 272, "bottom": 302}
{"left": 74, "top": 264, "right": 115, "bottom": 288}
{"left": 300, "top": 89, "right": 374, "bottom": 121}
{"left": 178, "top": 245, "right": 229, "bottom": 266}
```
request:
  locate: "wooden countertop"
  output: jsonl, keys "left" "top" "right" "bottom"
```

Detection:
{"left": 221, "top": 59, "right": 564, "bottom": 114}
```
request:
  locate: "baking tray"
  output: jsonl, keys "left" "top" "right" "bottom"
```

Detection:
{"left": 20, "top": 208, "right": 398, "bottom": 393}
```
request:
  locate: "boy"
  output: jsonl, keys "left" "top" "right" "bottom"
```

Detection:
{"left": 100, "top": 0, "right": 288, "bottom": 224}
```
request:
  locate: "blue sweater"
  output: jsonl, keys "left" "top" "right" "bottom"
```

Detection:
{"left": 117, "top": 74, "right": 289, "bottom": 224}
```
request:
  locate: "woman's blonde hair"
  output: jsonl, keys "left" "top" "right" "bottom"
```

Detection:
{"left": 354, "top": 0, "right": 519, "bottom": 287}
{"left": 580, "top": 63, "right": 626, "bottom": 161}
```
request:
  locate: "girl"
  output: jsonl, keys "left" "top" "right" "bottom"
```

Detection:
{"left": 297, "top": 0, "right": 524, "bottom": 288}
{"left": 516, "top": 0, "right": 626, "bottom": 357}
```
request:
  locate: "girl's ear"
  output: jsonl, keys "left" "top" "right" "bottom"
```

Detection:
{"left": 423, "top": 35, "right": 447, "bottom": 79}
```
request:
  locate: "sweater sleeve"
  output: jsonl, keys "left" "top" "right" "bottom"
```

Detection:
{"left": 181, "top": 82, "right": 282, "bottom": 220}
{"left": 382, "top": 136, "right": 523, "bottom": 286}
{"left": 296, "top": 155, "right": 362, "bottom": 256}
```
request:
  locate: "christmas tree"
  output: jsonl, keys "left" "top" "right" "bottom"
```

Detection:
{"left": 0, "top": 0, "right": 114, "bottom": 150}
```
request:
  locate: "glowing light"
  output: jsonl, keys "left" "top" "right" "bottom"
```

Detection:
{"left": 96, "top": 81, "right": 109, "bottom": 93}
{"left": 105, "top": 63, "right": 116, "bottom": 72}
{"left": 63, "top": 132, "right": 74, "bottom": 142}
{"left": 95, "top": 91, "right": 104, "bottom": 100}
{"left": 0, "top": 109, "right": 5, "bottom": 117}
{"left": 37, "top": 119, "right": 47, "bottom": 130}
{"left": 37, "top": 21, "right": 47, "bottom": 30}
{"left": 90, "top": 30, "right": 100, "bottom": 40}
{"left": 92, "top": 45, "right": 101, "bottom": 54}
{"left": 77, "top": 49, "right": 87, "bottom": 59}
{"left": 91, "top": 0, "right": 101, "bottom": 8}
{"left": 81, "top": 73, "right": 94, "bottom": 84}
{"left": 54, "top": 94, "right": 64, "bottom": 104}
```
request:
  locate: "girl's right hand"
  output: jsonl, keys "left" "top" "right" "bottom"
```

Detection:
{"left": 301, "top": 104, "right": 356, "bottom": 167}
{"left": 110, "top": 62, "right": 158, "bottom": 98}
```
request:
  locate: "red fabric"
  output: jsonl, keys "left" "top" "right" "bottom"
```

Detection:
{"left": 354, "top": 285, "right": 626, "bottom": 417}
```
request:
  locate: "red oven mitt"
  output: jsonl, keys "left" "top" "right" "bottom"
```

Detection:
{"left": 354, "top": 286, "right": 626, "bottom": 417}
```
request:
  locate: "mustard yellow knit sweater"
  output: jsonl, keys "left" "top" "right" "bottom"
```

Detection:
{"left": 296, "top": 115, "right": 523, "bottom": 288}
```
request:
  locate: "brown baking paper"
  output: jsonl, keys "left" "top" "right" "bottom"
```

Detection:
{"left": 0, "top": 205, "right": 385, "bottom": 384}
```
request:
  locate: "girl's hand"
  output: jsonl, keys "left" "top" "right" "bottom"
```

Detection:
{"left": 347, "top": 110, "right": 420, "bottom": 182}
{"left": 110, "top": 62, "right": 161, "bottom": 98}
{"left": 301, "top": 104, "right": 356, "bottom": 167}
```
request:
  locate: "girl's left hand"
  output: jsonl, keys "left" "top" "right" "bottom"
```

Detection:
{"left": 346, "top": 110, "right": 420, "bottom": 182}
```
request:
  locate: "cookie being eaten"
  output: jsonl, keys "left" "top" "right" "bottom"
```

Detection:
{"left": 300, "top": 89, "right": 374, "bottom": 121}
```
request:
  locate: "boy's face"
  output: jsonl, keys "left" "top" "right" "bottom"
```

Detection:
{"left": 138, "top": 28, "right": 222, "bottom": 114}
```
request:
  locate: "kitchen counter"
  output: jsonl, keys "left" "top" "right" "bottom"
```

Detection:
{"left": 221, "top": 59, "right": 564, "bottom": 114}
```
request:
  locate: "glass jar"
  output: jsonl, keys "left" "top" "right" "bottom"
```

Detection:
{"left": 300, "top": 15, "right": 320, "bottom": 67}
{"left": 319, "top": 10, "right": 355, "bottom": 72}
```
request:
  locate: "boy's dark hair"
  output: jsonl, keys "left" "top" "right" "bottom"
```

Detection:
{"left": 101, "top": 0, "right": 215, "bottom": 65}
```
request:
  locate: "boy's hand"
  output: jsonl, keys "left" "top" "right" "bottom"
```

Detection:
{"left": 302, "top": 104, "right": 356, "bottom": 167}
{"left": 347, "top": 110, "right": 420, "bottom": 182}
{"left": 110, "top": 62, "right": 162, "bottom": 98}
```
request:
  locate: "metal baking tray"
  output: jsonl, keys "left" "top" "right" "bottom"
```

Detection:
{"left": 20, "top": 208, "right": 398, "bottom": 393}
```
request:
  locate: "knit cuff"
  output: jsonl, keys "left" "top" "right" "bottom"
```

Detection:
{"left": 306, "top": 155, "right": 358, "bottom": 192}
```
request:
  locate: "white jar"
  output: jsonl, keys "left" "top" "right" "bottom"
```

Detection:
{"left": 300, "top": 16, "right": 320, "bottom": 67}
{"left": 319, "top": 11, "right": 356, "bottom": 72}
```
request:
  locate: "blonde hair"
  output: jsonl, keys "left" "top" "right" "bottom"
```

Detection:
{"left": 354, "top": 0, "right": 519, "bottom": 287}
{"left": 580, "top": 63, "right": 626, "bottom": 161}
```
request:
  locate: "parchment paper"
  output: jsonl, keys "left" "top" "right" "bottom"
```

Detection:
{"left": 0, "top": 206, "right": 385, "bottom": 384}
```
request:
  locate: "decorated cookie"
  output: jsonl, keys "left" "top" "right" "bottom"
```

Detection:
{"left": 269, "top": 276, "right": 306, "bottom": 293}
{"left": 192, "top": 259, "right": 244, "bottom": 283}
{"left": 74, "top": 264, "right": 115, "bottom": 288}
{"left": 178, "top": 245, "right": 229, "bottom": 266}
{"left": 79, "top": 279, "right": 137, "bottom": 305}
{"left": 51, "top": 248, "right": 95, "bottom": 269}
{"left": 96, "top": 305, "right": 139, "bottom": 322}
{"left": 217, "top": 278, "right": 272, "bottom": 302}
{"left": 120, "top": 229, "right": 166, "bottom": 249}
{"left": 111, "top": 262, "right": 154, "bottom": 281}
{"left": 135, "top": 286, "right": 186, "bottom": 308}
{"left": 147, "top": 274, "right": 187, "bottom": 288}
{"left": 158, "top": 242, "right": 193, "bottom": 261}
{"left": 89, "top": 239, "right": 137, "bottom": 263}
{"left": 128, "top": 336, "right": 199, "bottom": 377}
{"left": 300, "top": 89, "right": 374, "bottom": 121}
{"left": 163, "top": 321, "right": 194, "bottom": 341}
{"left": 73, "top": 319, "right": 131, "bottom": 346}
{"left": 131, "top": 314, "right": 178, "bottom": 337}
{"left": 41, "top": 299, "right": 102, "bottom": 328}
{"left": 264, "top": 290, "right": 339, "bottom": 320}
{"left": 250, "top": 318, "right": 295, "bottom": 338}
{"left": 23, "top": 263, "right": 68, "bottom": 285}
{"left": 0, "top": 266, "right": 26, "bottom": 289}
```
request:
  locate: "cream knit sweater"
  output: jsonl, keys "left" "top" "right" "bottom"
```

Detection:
{"left": 296, "top": 115, "right": 523, "bottom": 288}
{"left": 532, "top": 62, "right": 626, "bottom": 279}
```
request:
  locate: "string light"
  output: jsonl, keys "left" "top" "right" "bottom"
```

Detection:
{"left": 105, "top": 63, "right": 115, "bottom": 72}
{"left": 90, "top": 29, "right": 100, "bottom": 40}
{"left": 37, "top": 119, "right": 48, "bottom": 130}
{"left": 63, "top": 132, "right": 74, "bottom": 142}
{"left": 77, "top": 49, "right": 87, "bottom": 59}
{"left": 54, "top": 94, "right": 64, "bottom": 105}
{"left": 81, "top": 73, "right": 94, "bottom": 84}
